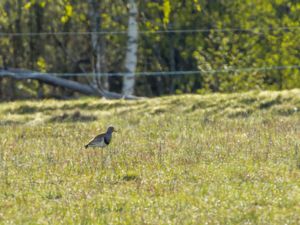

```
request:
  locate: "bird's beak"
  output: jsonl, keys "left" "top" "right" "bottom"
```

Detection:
{"left": 114, "top": 130, "right": 118, "bottom": 133}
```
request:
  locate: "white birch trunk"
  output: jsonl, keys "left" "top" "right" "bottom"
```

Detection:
{"left": 122, "top": 0, "right": 138, "bottom": 96}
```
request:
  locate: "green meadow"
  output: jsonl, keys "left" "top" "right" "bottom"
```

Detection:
{"left": 0, "top": 89, "right": 300, "bottom": 224}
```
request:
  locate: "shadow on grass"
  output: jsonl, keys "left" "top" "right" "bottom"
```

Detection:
{"left": 0, "top": 120, "right": 23, "bottom": 126}
{"left": 259, "top": 95, "right": 282, "bottom": 109}
{"left": 5, "top": 101, "right": 143, "bottom": 115}
{"left": 227, "top": 108, "right": 254, "bottom": 118}
{"left": 48, "top": 111, "right": 97, "bottom": 123}
{"left": 271, "top": 105, "right": 299, "bottom": 116}
{"left": 122, "top": 172, "right": 140, "bottom": 181}
{"left": 5, "top": 104, "right": 57, "bottom": 114}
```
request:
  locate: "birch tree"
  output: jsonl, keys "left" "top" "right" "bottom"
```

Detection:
{"left": 122, "top": 0, "right": 138, "bottom": 96}
{"left": 87, "top": 0, "right": 134, "bottom": 98}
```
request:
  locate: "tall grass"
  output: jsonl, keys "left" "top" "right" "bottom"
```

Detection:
{"left": 0, "top": 90, "right": 299, "bottom": 224}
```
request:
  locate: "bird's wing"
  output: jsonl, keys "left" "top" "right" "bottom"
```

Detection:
{"left": 86, "top": 133, "right": 105, "bottom": 145}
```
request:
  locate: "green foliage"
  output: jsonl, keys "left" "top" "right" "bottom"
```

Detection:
{"left": 0, "top": 0, "right": 300, "bottom": 98}
{"left": 139, "top": 0, "right": 300, "bottom": 93}
{"left": 0, "top": 90, "right": 300, "bottom": 223}
{"left": 162, "top": 0, "right": 171, "bottom": 26}
{"left": 61, "top": 2, "right": 73, "bottom": 23}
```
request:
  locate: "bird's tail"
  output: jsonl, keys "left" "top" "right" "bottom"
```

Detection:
{"left": 85, "top": 144, "right": 89, "bottom": 149}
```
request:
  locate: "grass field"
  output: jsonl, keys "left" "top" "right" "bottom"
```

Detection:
{"left": 0, "top": 89, "right": 300, "bottom": 224}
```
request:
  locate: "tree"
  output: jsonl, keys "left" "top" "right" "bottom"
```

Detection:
{"left": 0, "top": 0, "right": 300, "bottom": 99}
{"left": 122, "top": 0, "right": 138, "bottom": 96}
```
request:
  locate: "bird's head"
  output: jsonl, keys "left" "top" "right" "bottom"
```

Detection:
{"left": 107, "top": 126, "right": 117, "bottom": 133}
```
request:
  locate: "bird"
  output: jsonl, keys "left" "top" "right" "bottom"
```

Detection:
{"left": 85, "top": 126, "right": 117, "bottom": 148}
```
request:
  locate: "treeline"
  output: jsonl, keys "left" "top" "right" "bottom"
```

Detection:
{"left": 0, "top": 0, "right": 300, "bottom": 99}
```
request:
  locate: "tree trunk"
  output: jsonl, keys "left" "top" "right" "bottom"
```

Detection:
{"left": 0, "top": 69, "right": 141, "bottom": 99}
{"left": 28, "top": 2, "right": 45, "bottom": 97}
{"left": 122, "top": 0, "right": 138, "bottom": 96}
{"left": 168, "top": 32, "right": 176, "bottom": 94}
{"left": 4, "top": 0, "right": 23, "bottom": 100}
{"left": 0, "top": 69, "right": 96, "bottom": 95}
{"left": 88, "top": 0, "right": 109, "bottom": 91}
{"left": 13, "top": 0, "right": 23, "bottom": 67}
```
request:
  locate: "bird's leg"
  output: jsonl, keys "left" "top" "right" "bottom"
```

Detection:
{"left": 105, "top": 148, "right": 111, "bottom": 168}
{"left": 109, "top": 148, "right": 113, "bottom": 167}
{"left": 101, "top": 149, "right": 104, "bottom": 169}
{"left": 87, "top": 151, "right": 94, "bottom": 171}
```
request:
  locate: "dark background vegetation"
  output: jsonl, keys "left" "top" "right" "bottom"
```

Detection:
{"left": 0, "top": 0, "right": 300, "bottom": 100}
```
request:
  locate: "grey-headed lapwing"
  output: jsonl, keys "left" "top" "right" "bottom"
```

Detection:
{"left": 85, "top": 126, "right": 117, "bottom": 148}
